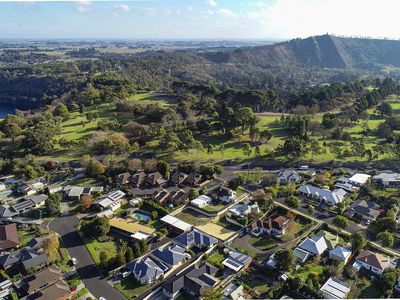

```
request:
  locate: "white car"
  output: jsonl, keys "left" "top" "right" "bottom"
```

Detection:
{"left": 71, "top": 257, "right": 78, "bottom": 265}
{"left": 99, "top": 297, "right": 107, "bottom": 300}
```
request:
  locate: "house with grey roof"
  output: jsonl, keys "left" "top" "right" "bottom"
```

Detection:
{"left": 175, "top": 229, "right": 218, "bottom": 250}
{"left": 298, "top": 184, "right": 348, "bottom": 206}
{"left": 222, "top": 250, "right": 252, "bottom": 273}
{"left": 346, "top": 200, "right": 380, "bottom": 221}
{"left": 373, "top": 172, "right": 400, "bottom": 187}
{"left": 298, "top": 235, "right": 328, "bottom": 256}
{"left": 0, "top": 206, "right": 18, "bottom": 219}
{"left": 152, "top": 244, "right": 190, "bottom": 268}
{"left": 0, "top": 246, "right": 48, "bottom": 273}
{"left": 128, "top": 256, "right": 169, "bottom": 285}
{"left": 277, "top": 170, "right": 302, "bottom": 184}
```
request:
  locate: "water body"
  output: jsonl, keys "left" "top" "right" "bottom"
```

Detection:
{"left": 0, "top": 103, "right": 16, "bottom": 119}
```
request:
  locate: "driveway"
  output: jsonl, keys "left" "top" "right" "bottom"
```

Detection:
{"left": 49, "top": 215, "right": 126, "bottom": 300}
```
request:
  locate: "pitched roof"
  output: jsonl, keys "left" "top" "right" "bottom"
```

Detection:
{"left": 320, "top": 277, "right": 351, "bottom": 299}
{"left": 0, "top": 246, "right": 48, "bottom": 270}
{"left": 298, "top": 185, "right": 347, "bottom": 205}
{"left": 36, "top": 279, "right": 69, "bottom": 300}
{"left": 175, "top": 229, "right": 218, "bottom": 248}
{"left": 329, "top": 246, "right": 352, "bottom": 261}
{"left": 109, "top": 217, "right": 155, "bottom": 235}
{"left": 314, "top": 230, "right": 338, "bottom": 250}
{"left": 0, "top": 223, "right": 19, "bottom": 250}
{"left": 298, "top": 236, "right": 328, "bottom": 255}
{"left": 129, "top": 256, "right": 169, "bottom": 281}
{"left": 23, "top": 266, "right": 62, "bottom": 294}
{"left": 348, "top": 200, "right": 380, "bottom": 218}
{"left": 356, "top": 250, "right": 390, "bottom": 270}
{"left": 152, "top": 244, "right": 187, "bottom": 266}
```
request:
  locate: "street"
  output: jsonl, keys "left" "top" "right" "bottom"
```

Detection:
{"left": 48, "top": 215, "right": 127, "bottom": 300}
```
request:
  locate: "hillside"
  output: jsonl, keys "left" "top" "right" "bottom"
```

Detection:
{"left": 204, "top": 35, "right": 400, "bottom": 69}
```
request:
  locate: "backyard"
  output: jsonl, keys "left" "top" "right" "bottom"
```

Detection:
{"left": 248, "top": 236, "right": 277, "bottom": 251}
{"left": 83, "top": 236, "right": 119, "bottom": 265}
{"left": 114, "top": 276, "right": 150, "bottom": 299}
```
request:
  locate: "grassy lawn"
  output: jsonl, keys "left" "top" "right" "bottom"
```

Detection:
{"left": 297, "top": 262, "right": 324, "bottom": 280}
{"left": 207, "top": 250, "right": 225, "bottom": 266}
{"left": 175, "top": 208, "right": 213, "bottom": 226}
{"left": 248, "top": 236, "right": 277, "bottom": 251}
{"left": 83, "top": 236, "right": 119, "bottom": 265}
{"left": 201, "top": 203, "right": 226, "bottom": 213}
{"left": 66, "top": 273, "right": 82, "bottom": 288}
{"left": 18, "top": 226, "right": 37, "bottom": 247}
{"left": 114, "top": 276, "right": 150, "bottom": 299}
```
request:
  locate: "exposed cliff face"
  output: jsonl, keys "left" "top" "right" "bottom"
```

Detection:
{"left": 204, "top": 35, "right": 400, "bottom": 69}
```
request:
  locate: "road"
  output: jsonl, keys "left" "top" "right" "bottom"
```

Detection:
{"left": 48, "top": 215, "right": 127, "bottom": 300}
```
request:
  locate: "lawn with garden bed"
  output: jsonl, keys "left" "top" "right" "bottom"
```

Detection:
{"left": 114, "top": 276, "right": 150, "bottom": 299}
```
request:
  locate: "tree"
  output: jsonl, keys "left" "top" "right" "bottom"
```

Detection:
{"left": 188, "top": 188, "right": 199, "bottom": 200}
{"left": 307, "top": 205, "right": 315, "bottom": 215}
{"left": 282, "top": 136, "right": 308, "bottom": 158}
{"left": 81, "top": 217, "right": 110, "bottom": 239}
{"left": 42, "top": 234, "right": 60, "bottom": 262}
{"left": 322, "top": 113, "right": 338, "bottom": 129}
{"left": 377, "top": 102, "right": 393, "bottom": 116}
{"left": 255, "top": 145, "right": 261, "bottom": 157}
{"left": 242, "top": 143, "right": 252, "bottom": 157}
{"left": 275, "top": 249, "right": 295, "bottom": 271}
{"left": 377, "top": 231, "right": 394, "bottom": 247}
{"left": 125, "top": 247, "right": 134, "bottom": 263}
{"left": 202, "top": 287, "right": 223, "bottom": 300}
{"left": 351, "top": 232, "right": 366, "bottom": 253}
{"left": 84, "top": 157, "right": 105, "bottom": 178}
{"left": 285, "top": 195, "right": 300, "bottom": 208}
{"left": 380, "top": 271, "right": 397, "bottom": 294}
{"left": 151, "top": 211, "right": 158, "bottom": 220}
{"left": 80, "top": 195, "right": 93, "bottom": 210}
{"left": 157, "top": 160, "right": 170, "bottom": 180}
{"left": 99, "top": 251, "right": 112, "bottom": 268}
{"left": 289, "top": 276, "right": 305, "bottom": 291}
{"left": 54, "top": 104, "right": 69, "bottom": 121}
{"left": 333, "top": 216, "right": 348, "bottom": 229}
{"left": 45, "top": 193, "right": 61, "bottom": 216}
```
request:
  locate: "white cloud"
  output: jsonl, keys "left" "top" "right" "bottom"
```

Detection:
{"left": 205, "top": 0, "right": 218, "bottom": 7}
{"left": 216, "top": 9, "right": 237, "bottom": 17}
{"left": 115, "top": 4, "right": 130, "bottom": 13}
{"left": 139, "top": 7, "right": 158, "bottom": 16}
{"left": 187, "top": 6, "right": 193, "bottom": 11}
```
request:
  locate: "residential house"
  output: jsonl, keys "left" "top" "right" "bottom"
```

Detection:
{"left": 329, "top": 246, "right": 352, "bottom": 264}
{"left": 129, "top": 198, "right": 143, "bottom": 208}
{"left": 0, "top": 223, "right": 19, "bottom": 251}
{"left": 227, "top": 203, "right": 259, "bottom": 219}
{"left": 352, "top": 250, "right": 394, "bottom": 275}
{"left": 313, "top": 230, "right": 338, "bottom": 250}
{"left": 152, "top": 189, "right": 170, "bottom": 205}
{"left": 277, "top": 170, "right": 302, "bottom": 184}
{"left": 191, "top": 195, "right": 212, "bottom": 208}
{"left": 63, "top": 186, "right": 104, "bottom": 201}
{"left": 168, "top": 190, "right": 189, "bottom": 206}
{"left": 116, "top": 172, "right": 131, "bottom": 185}
{"left": 109, "top": 217, "right": 155, "bottom": 241}
{"left": 162, "top": 263, "right": 219, "bottom": 299}
{"left": 21, "top": 266, "right": 63, "bottom": 295}
{"left": 293, "top": 247, "right": 310, "bottom": 264}
{"left": 160, "top": 215, "right": 192, "bottom": 233}
{"left": 175, "top": 229, "right": 218, "bottom": 250}
{"left": 298, "top": 235, "right": 328, "bottom": 256}
{"left": 131, "top": 172, "right": 146, "bottom": 188}
{"left": 26, "top": 194, "right": 48, "bottom": 208}
{"left": 145, "top": 172, "right": 167, "bottom": 188}
{"left": 170, "top": 172, "right": 188, "bottom": 187}
{"left": 223, "top": 283, "right": 245, "bottom": 300}
{"left": 47, "top": 184, "right": 62, "bottom": 194}
{"left": 184, "top": 172, "right": 202, "bottom": 187}
{"left": 129, "top": 256, "right": 169, "bottom": 285}
{"left": 0, "top": 206, "right": 18, "bottom": 219}
{"left": 346, "top": 200, "right": 380, "bottom": 221}
{"left": 97, "top": 190, "right": 125, "bottom": 211}
{"left": 12, "top": 196, "right": 46, "bottom": 215}
{"left": 334, "top": 177, "right": 358, "bottom": 192}
{"left": 348, "top": 173, "right": 371, "bottom": 187}
{"left": 319, "top": 277, "right": 351, "bottom": 299}
{"left": 152, "top": 244, "right": 190, "bottom": 268}
{"left": 298, "top": 185, "right": 348, "bottom": 206}
{"left": 222, "top": 250, "right": 252, "bottom": 273}
{"left": 373, "top": 172, "right": 400, "bottom": 187}
{"left": 35, "top": 280, "right": 70, "bottom": 300}
{"left": 214, "top": 186, "right": 236, "bottom": 203}
{"left": 0, "top": 246, "right": 48, "bottom": 273}
{"left": 247, "top": 215, "right": 290, "bottom": 237}
{"left": 18, "top": 180, "right": 45, "bottom": 196}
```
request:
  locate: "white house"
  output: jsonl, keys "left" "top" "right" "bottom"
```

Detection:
{"left": 98, "top": 190, "right": 126, "bottom": 211}
{"left": 348, "top": 173, "right": 370, "bottom": 187}
{"left": 298, "top": 184, "right": 348, "bottom": 206}
{"left": 277, "top": 170, "right": 302, "bottom": 184}
{"left": 329, "top": 246, "right": 352, "bottom": 264}
{"left": 227, "top": 203, "right": 258, "bottom": 219}
{"left": 298, "top": 235, "right": 328, "bottom": 256}
{"left": 190, "top": 195, "right": 212, "bottom": 208}
{"left": 320, "top": 277, "right": 351, "bottom": 299}
{"left": 373, "top": 172, "right": 400, "bottom": 187}
{"left": 129, "top": 256, "right": 169, "bottom": 284}
{"left": 352, "top": 250, "right": 394, "bottom": 276}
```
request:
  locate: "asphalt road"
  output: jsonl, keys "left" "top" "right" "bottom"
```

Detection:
{"left": 49, "top": 215, "right": 127, "bottom": 300}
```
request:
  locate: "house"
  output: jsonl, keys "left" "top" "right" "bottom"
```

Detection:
{"left": 162, "top": 262, "right": 219, "bottom": 299}
{"left": 116, "top": 172, "right": 131, "bottom": 185}
{"left": 175, "top": 229, "right": 218, "bottom": 250}
{"left": 12, "top": 199, "right": 37, "bottom": 214}
{"left": 293, "top": 247, "right": 310, "bottom": 264}
{"left": 168, "top": 189, "right": 189, "bottom": 206}
{"left": 191, "top": 195, "right": 212, "bottom": 208}
{"left": 319, "top": 277, "right": 351, "bottom": 299}
{"left": 0, "top": 206, "right": 18, "bottom": 219}
{"left": 348, "top": 173, "right": 370, "bottom": 187}
{"left": 313, "top": 230, "right": 338, "bottom": 250}
{"left": 223, "top": 283, "right": 245, "bottom": 300}
{"left": 184, "top": 172, "right": 202, "bottom": 187}
{"left": 329, "top": 246, "right": 352, "bottom": 264}
{"left": 47, "top": 184, "right": 62, "bottom": 194}
{"left": 18, "top": 180, "right": 45, "bottom": 196}
{"left": 152, "top": 244, "right": 190, "bottom": 268}
{"left": 222, "top": 250, "right": 252, "bottom": 272}
{"left": 170, "top": 172, "right": 188, "bottom": 186}
{"left": 334, "top": 177, "right": 358, "bottom": 192}
{"left": 21, "top": 266, "right": 63, "bottom": 295}
{"left": 247, "top": 215, "right": 290, "bottom": 237}
{"left": 298, "top": 235, "right": 328, "bottom": 256}
{"left": 0, "top": 246, "right": 48, "bottom": 272}
{"left": 227, "top": 203, "right": 259, "bottom": 219}
{"left": 160, "top": 215, "right": 192, "bottom": 233}
{"left": 298, "top": 185, "right": 348, "bottom": 206}
{"left": 0, "top": 223, "right": 19, "bottom": 251}
{"left": 63, "top": 186, "right": 83, "bottom": 201}
{"left": 109, "top": 217, "right": 155, "bottom": 241}
{"left": 346, "top": 200, "right": 380, "bottom": 221}
{"left": 0, "top": 183, "right": 5, "bottom": 192}
{"left": 145, "top": 172, "right": 167, "bottom": 188}
{"left": 152, "top": 189, "right": 170, "bottom": 205}
{"left": 97, "top": 190, "right": 125, "bottom": 211}
{"left": 129, "top": 256, "right": 169, "bottom": 284}
{"left": 373, "top": 172, "right": 400, "bottom": 187}
{"left": 277, "top": 170, "right": 302, "bottom": 184}
{"left": 129, "top": 198, "right": 143, "bottom": 208}
{"left": 215, "top": 186, "right": 236, "bottom": 203}
{"left": 26, "top": 194, "right": 48, "bottom": 208}
{"left": 35, "top": 280, "right": 70, "bottom": 300}
{"left": 131, "top": 172, "right": 146, "bottom": 187}
{"left": 352, "top": 250, "right": 394, "bottom": 275}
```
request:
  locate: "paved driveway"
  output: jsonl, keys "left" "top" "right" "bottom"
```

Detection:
{"left": 49, "top": 215, "right": 126, "bottom": 300}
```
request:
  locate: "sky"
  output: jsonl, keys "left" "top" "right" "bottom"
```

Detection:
{"left": 1, "top": 0, "right": 400, "bottom": 40}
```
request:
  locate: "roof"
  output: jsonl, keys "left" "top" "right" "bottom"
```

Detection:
{"left": 175, "top": 229, "right": 218, "bottom": 248}
{"left": 298, "top": 236, "right": 328, "bottom": 255}
{"left": 373, "top": 172, "right": 400, "bottom": 183}
{"left": 100, "top": 190, "right": 126, "bottom": 201}
{"left": 293, "top": 247, "right": 310, "bottom": 262}
{"left": 0, "top": 246, "right": 47, "bottom": 269}
{"left": 348, "top": 200, "right": 380, "bottom": 218}
{"left": 191, "top": 195, "right": 212, "bottom": 207}
{"left": 320, "top": 277, "right": 351, "bottom": 299}
{"left": 12, "top": 199, "right": 35, "bottom": 212}
{"left": 67, "top": 186, "right": 83, "bottom": 197}
{"left": 277, "top": 170, "right": 300, "bottom": 180}
{"left": 109, "top": 217, "right": 155, "bottom": 235}
{"left": 153, "top": 244, "right": 187, "bottom": 266}
{"left": 0, "top": 205, "right": 18, "bottom": 218}
{"left": 26, "top": 194, "right": 48, "bottom": 205}
{"left": 314, "top": 230, "right": 338, "bottom": 250}
{"left": 0, "top": 223, "right": 19, "bottom": 250}
{"left": 160, "top": 215, "right": 192, "bottom": 232}
{"left": 298, "top": 185, "right": 347, "bottom": 205}
{"left": 36, "top": 279, "right": 69, "bottom": 300}
{"left": 271, "top": 215, "right": 289, "bottom": 230}
{"left": 329, "top": 246, "right": 352, "bottom": 261}
{"left": 349, "top": 173, "right": 370, "bottom": 185}
{"left": 222, "top": 250, "right": 252, "bottom": 272}
{"left": 22, "top": 254, "right": 49, "bottom": 270}
{"left": 23, "top": 266, "right": 62, "bottom": 294}
{"left": 184, "top": 263, "right": 219, "bottom": 295}
{"left": 129, "top": 256, "right": 169, "bottom": 281}
{"left": 356, "top": 250, "right": 390, "bottom": 270}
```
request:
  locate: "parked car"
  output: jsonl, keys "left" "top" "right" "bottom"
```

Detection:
{"left": 70, "top": 286, "right": 77, "bottom": 292}
{"left": 71, "top": 257, "right": 78, "bottom": 265}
